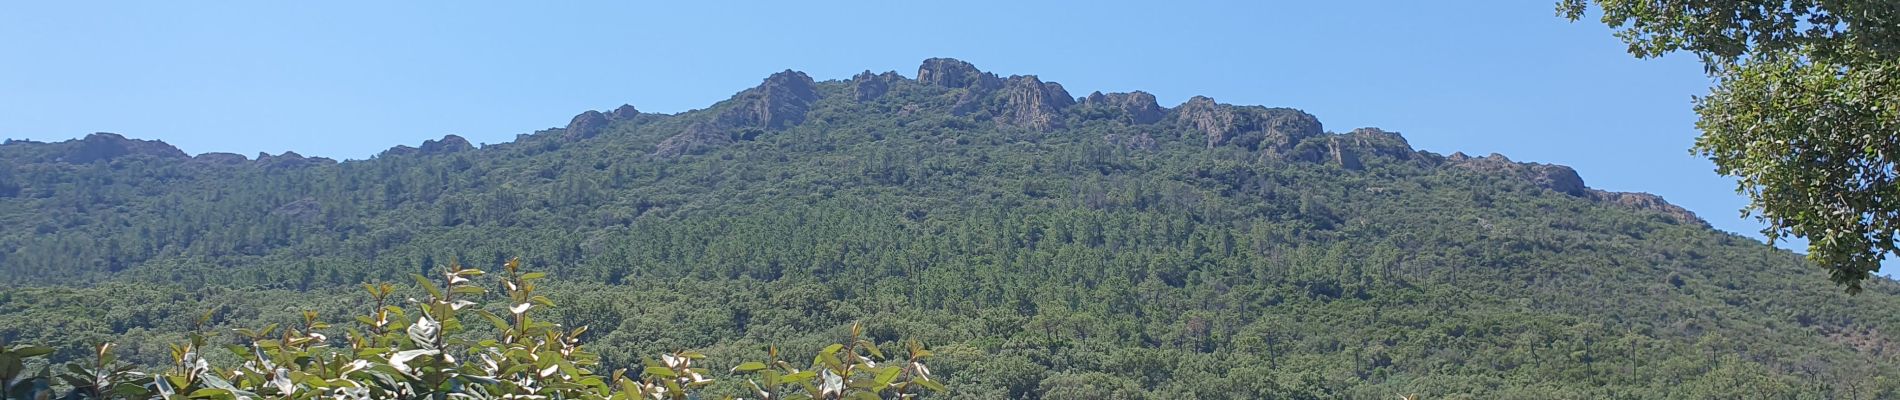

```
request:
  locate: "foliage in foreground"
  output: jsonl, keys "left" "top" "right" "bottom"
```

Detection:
{"left": 1, "top": 259, "right": 942, "bottom": 399}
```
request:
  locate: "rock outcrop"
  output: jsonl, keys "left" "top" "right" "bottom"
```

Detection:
{"left": 652, "top": 71, "right": 820, "bottom": 157}
{"left": 994, "top": 75, "right": 1075, "bottom": 131}
{"left": 418, "top": 134, "right": 474, "bottom": 155}
{"left": 1591, "top": 190, "right": 1708, "bottom": 227}
{"left": 915, "top": 58, "right": 1009, "bottom": 118}
{"left": 564, "top": 110, "right": 611, "bottom": 141}
{"left": 609, "top": 104, "right": 641, "bottom": 120}
{"left": 1171, "top": 97, "right": 1323, "bottom": 152}
{"left": 1080, "top": 91, "right": 1165, "bottom": 124}
{"left": 916, "top": 58, "right": 1001, "bottom": 90}
{"left": 256, "top": 151, "right": 336, "bottom": 169}
{"left": 1448, "top": 153, "right": 1586, "bottom": 196}
{"left": 1293, "top": 128, "right": 1417, "bottom": 169}
{"left": 852, "top": 71, "right": 904, "bottom": 102}
{"left": 562, "top": 105, "right": 641, "bottom": 142}
{"left": 381, "top": 134, "right": 475, "bottom": 157}
{"left": 720, "top": 70, "right": 820, "bottom": 130}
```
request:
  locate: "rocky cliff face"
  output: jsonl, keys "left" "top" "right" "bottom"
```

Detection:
{"left": 994, "top": 75, "right": 1075, "bottom": 131}
{"left": 1448, "top": 153, "right": 1587, "bottom": 196}
{"left": 917, "top": 58, "right": 1002, "bottom": 91}
{"left": 1285, "top": 128, "right": 1417, "bottom": 170}
{"left": 651, "top": 71, "right": 820, "bottom": 157}
{"left": 1592, "top": 190, "right": 1707, "bottom": 227}
{"left": 1171, "top": 96, "right": 1323, "bottom": 153}
{"left": 722, "top": 70, "right": 820, "bottom": 130}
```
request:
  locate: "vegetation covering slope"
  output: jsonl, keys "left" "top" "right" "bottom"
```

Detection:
{"left": 3, "top": 58, "right": 1899, "bottom": 398}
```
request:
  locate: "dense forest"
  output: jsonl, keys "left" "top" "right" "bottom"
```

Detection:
{"left": 3, "top": 58, "right": 1898, "bottom": 398}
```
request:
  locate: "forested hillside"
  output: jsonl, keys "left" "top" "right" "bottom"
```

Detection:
{"left": 3, "top": 58, "right": 1898, "bottom": 398}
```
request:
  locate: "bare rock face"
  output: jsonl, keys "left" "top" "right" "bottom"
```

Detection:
{"left": 995, "top": 75, "right": 1075, "bottom": 131}
{"left": 1531, "top": 164, "right": 1587, "bottom": 196}
{"left": 719, "top": 70, "right": 820, "bottom": 130}
{"left": 1449, "top": 153, "right": 1587, "bottom": 196}
{"left": 852, "top": 71, "right": 904, "bottom": 102}
{"left": 1171, "top": 97, "right": 1323, "bottom": 152}
{"left": 916, "top": 58, "right": 1001, "bottom": 90}
{"left": 1291, "top": 127, "right": 1420, "bottom": 169}
{"left": 653, "top": 70, "right": 821, "bottom": 157}
{"left": 1080, "top": 91, "right": 1165, "bottom": 124}
{"left": 1290, "top": 137, "right": 1353, "bottom": 169}
{"left": 564, "top": 110, "right": 611, "bottom": 141}
{"left": 1342, "top": 128, "right": 1416, "bottom": 160}
{"left": 1591, "top": 190, "right": 1708, "bottom": 227}
{"left": 1174, "top": 97, "right": 1236, "bottom": 148}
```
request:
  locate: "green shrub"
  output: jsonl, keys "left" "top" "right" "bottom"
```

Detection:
{"left": 2, "top": 259, "right": 944, "bottom": 399}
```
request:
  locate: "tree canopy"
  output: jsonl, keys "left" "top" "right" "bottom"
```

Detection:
{"left": 1563, "top": 0, "right": 1900, "bottom": 292}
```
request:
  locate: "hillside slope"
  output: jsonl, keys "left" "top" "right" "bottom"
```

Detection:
{"left": 2, "top": 58, "right": 1896, "bottom": 398}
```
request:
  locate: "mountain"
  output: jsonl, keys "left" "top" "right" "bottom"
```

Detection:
{"left": 1, "top": 58, "right": 1896, "bottom": 398}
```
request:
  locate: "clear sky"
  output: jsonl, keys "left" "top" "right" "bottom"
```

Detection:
{"left": 0, "top": 2, "right": 1829, "bottom": 268}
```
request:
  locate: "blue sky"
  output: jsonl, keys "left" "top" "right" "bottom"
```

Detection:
{"left": 1, "top": 2, "right": 1821, "bottom": 266}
